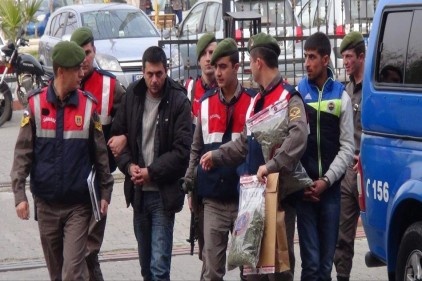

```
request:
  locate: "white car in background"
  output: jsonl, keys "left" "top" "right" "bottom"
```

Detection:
{"left": 38, "top": 3, "right": 184, "bottom": 87}
{"left": 168, "top": 0, "right": 305, "bottom": 84}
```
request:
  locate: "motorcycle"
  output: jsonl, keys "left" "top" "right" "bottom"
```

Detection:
{"left": 0, "top": 31, "right": 50, "bottom": 127}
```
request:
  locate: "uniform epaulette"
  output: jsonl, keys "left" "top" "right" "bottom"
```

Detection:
{"left": 27, "top": 88, "right": 43, "bottom": 98}
{"left": 95, "top": 68, "right": 116, "bottom": 79}
{"left": 283, "top": 82, "right": 301, "bottom": 97}
{"left": 199, "top": 88, "right": 218, "bottom": 102}
{"left": 82, "top": 90, "right": 99, "bottom": 104}
{"left": 244, "top": 87, "right": 258, "bottom": 97}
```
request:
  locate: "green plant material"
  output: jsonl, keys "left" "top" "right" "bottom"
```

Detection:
{"left": 227, "top": 209, "right": 265, "bottom": 270}
{"left": 227, "top": 180, "right": 266, "bottom": 271}
{"left": 0, "top": 0, "right": 42, "bottom": 43}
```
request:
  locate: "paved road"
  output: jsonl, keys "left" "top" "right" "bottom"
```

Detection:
{"left": 0, "top": 111, "right": 388, "bottom": 280}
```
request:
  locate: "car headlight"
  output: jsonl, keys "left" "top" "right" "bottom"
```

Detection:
{"left": 95, "top": 53, "right": 122, "bottom": 72}
{"left": 36, "top": 14, "right": 46, "bottom": 22}
{"left": 169, "top": 45, "right": 183, "bottom": 69}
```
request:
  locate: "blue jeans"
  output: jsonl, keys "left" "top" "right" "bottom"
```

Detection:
{"left": 173, "top": 9, "right": 182, "bottom": 24}
{"left": 296, "top": 184, "right": 341, "bottom": 281}
{"left": 133, "top": 191, "right": 175, "bottom": 281}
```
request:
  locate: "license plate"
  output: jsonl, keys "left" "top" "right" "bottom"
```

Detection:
{"left": 133, "top": 74, "right": 142, "bottom": 81}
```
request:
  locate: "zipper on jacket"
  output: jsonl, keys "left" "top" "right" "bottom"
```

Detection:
{"left": 316, "top": 78, "right": 331, "bottom": 177}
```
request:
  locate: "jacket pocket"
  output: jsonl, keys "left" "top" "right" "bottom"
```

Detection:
{"left": 160, "top": 180, "right": 185, "bottom": 213}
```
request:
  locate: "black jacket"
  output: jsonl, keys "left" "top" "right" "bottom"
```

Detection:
{"left": 111, "top": 77, "right": 192, "bottom": 212}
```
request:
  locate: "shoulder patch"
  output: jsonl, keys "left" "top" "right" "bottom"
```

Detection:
{"left": 82, "top": 90, "right": 98, "bottom": 104}
{"left": 96, "top": 68, "right": 116, "bottom": 79}
{"left": 289, "top": 106, "right": 302, "bottom": 121}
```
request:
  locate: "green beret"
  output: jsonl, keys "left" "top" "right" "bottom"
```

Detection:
{"left": 248, "top": 32, "right": 280, "bottom": 57}
{"left": 52, "top": 41, "right": 85, "bottom": 68}
{"left": 340, "top": 31, "right": 364, "bottom": 53}
{"left": 210, "top": 38, "right": 238, "bottom": 65}
{"left": 196, "top": 32, "right": 216, "bottom": 61}
{"left": 70, "top": 27, "right": 94, "bottom": 46}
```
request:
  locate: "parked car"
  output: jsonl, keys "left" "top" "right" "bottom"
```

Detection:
{"left": 165, "top": 0, "right": 304, "bottom": 85}
{"left": 26, "top": 0, "right": 109, "bottom": 37}
{"left": 297, "top": 0, "right": 376, "bottom": 81}
{"left": 358, "top": 0, "right": 422, "bottom": 279}
{"left": 38, "top": 3, "right": 184, "bottom": 87}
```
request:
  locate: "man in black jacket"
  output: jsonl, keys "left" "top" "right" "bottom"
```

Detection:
{"left": 111, "top": 46, "right": 192, "bottom": 281}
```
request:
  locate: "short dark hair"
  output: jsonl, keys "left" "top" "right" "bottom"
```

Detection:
{"left": 305, "top": 32, "right": 331, "bottom": 57}
{"left": 229, "top": 51, "right": 239, "bottom": 65}
{"left": 53, "top": 62, "right": 59, "bottom": 76}
{"left": 250, "top": 47, "right": 278, "bottom": 68}
{"left": 350, "top": 41, "right": 366, "bottom": 57}
{"left": 142, "top": 46, "right": 167, "bottom": 69}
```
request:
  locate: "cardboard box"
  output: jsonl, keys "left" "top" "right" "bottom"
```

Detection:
{"left": 244, "top": 173, "right": 290, "bottom": 275}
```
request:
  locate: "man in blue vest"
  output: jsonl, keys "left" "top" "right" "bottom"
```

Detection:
{"left": 11, "top": 41, "right": 114, "bottom": 281}
{"left": 185, "top": 38, "right": 255, "bottom": 281}
{"left": 71, "top": 26, "right": 126, "bottom": 281}
{"left": 295, "top": 32, "right": 354, "bottom": 281}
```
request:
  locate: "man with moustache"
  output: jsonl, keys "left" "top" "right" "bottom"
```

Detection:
{"left": 111, "top": 46, "right": 191, "bottom": 280}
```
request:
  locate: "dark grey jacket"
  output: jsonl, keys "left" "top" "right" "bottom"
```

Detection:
{"left": 111, "top": 77, "right": 192, "bottom": 212}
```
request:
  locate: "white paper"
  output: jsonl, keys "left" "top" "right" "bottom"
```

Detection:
{"left": 87, "top": 166, "right": 101, "bottom": 222}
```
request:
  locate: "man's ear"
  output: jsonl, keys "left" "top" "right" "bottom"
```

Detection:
{"left": 234, "top": 62, "right": 240, "bottom": 72}
{"left": 322, "top": 54, "right": 330, "bottom": 67}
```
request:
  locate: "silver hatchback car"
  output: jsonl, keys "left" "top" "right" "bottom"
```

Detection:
{"left": 38, "top": 3, "right": 184, "bottom": 87}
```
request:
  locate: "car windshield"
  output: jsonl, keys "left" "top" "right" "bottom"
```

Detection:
{"left": 235, "top": 1, "right": 295, "bottom": 28}
{"left": 81, "top": 9, "right": 159, "bottom": 39}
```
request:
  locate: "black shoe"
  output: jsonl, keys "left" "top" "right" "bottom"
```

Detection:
{"left": 86, "top": 254, "right": 104, "bottom": 281}
{"left": 337, "top": 276, "right": 349, "bottom": 281}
